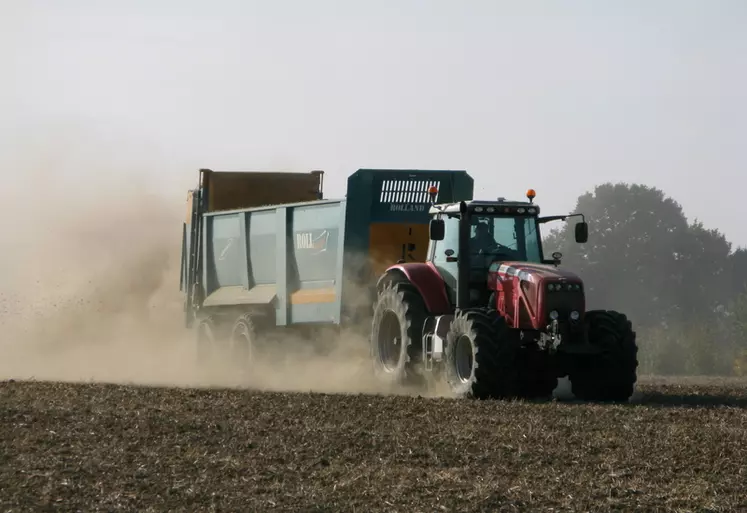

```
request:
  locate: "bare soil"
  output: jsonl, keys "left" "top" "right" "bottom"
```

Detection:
{"left": 2, "top": 377, "right": 747, "bottom": 513}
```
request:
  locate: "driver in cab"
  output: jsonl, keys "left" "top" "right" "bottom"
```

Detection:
{"left": 470, "top": 221, "right": 519, "bottom": 264}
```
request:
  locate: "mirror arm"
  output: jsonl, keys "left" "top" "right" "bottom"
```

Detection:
{"left": 538, "top": 212, "right": 585, "bottom": 224}
{"left": 537, "top": 215, "right": 566, "bottom": 224}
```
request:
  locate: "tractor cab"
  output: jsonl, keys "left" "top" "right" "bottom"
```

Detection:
{"left": 425, "top": 187, "right": 588, "bottom": 310}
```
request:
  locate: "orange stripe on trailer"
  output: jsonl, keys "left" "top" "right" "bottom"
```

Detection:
{"left": 289, "top": 288, "right": 336, "bottom": 304}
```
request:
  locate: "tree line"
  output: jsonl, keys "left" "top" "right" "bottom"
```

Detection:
{"left": 543, "top": 183, "right": 747, "bottom": 377}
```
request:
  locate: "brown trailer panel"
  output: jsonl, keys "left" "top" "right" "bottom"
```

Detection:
{"left": 201, "top": 169, "right": 324, "bottom": 213}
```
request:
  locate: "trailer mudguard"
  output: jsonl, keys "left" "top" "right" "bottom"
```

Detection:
{"left": 378, "top": 262, "right": 451, "bottom": 315}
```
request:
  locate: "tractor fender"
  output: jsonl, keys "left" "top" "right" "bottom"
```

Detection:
{"left": 376, "top": 262, "right": 452, "bottom": 315}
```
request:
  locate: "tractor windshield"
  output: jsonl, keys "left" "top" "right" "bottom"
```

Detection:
{"left": 469, "top": 215, "right": 542, "bottom": 266}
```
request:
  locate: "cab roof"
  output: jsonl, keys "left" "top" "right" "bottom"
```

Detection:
{"left": 429, "top": 199, "right": 541, "bottom": 216}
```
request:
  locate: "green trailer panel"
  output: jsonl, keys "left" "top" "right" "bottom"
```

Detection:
{"left": 182, "top": 168, "right": 474, "bottom": 329}
{"left": 200, "top": 199, "right": 346, "bottom": 326}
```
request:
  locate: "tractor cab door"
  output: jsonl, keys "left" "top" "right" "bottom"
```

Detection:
{"left": 429, "top": 215, "right": 460, "bottom": 307}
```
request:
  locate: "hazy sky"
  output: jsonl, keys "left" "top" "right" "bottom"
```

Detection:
{"left": 3, "top": 1, "right": 746, "bottom": 246}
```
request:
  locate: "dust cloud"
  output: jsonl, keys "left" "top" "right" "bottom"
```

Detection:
{"left": 0, "top": 162, "right": 198, "bottom": 387}
{"left": 0, "top": 145, "right": 447, "bottom": 399}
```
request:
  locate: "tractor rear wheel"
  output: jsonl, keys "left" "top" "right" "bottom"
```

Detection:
{"left": 370, "top": 281, "right": 427, "bottom": 386}
{"left": 569, "top": 310, "right": 638, "bottom": 402}
{"left": 443, "top": 308, "right": 521, "bottom": 400}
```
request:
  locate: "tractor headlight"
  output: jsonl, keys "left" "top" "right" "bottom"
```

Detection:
{"left": 570, "top": 311, "right": 580, "bottom": 321}
{"left": 549, "top": 310, "right": 559, "bottom": 321}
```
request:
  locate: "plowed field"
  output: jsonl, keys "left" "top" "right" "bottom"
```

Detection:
{"left": 2, "top": 377, "right": 747, "bottom": 512}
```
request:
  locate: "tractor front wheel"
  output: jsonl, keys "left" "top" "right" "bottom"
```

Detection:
{"left": 443, "top": 309, "right": 520, "bottom": 400}
{"left": 517, "top": 345, "right": 559, "bottom": 400}
{"left": 370, "top": 281, "right": 427, "bottom": 386}
{"left": 569, "top": 310, "right": 638, "bottom": 402}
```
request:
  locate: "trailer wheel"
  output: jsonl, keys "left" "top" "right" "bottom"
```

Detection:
{"left": 569, "top": 310, "right": 638, "bottom": 402}
{"left": 192, "top": 315, "right": 228, "bottom": 371}
{"left": 229, "top": 313, "right": 259, "bottom": 379}
{"left": 443, "top": 308, "right": 521, "bottom": 400}
{"left": 195, "top": 316, "right": 217, "bottom": 363}
{"left": 370, "top": 281, "right": 426, "bottom": 385}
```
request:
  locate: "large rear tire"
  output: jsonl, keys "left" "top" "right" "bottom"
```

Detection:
{"left": 443, "top": 309, "right": 521, "bottom": 400}
{"left": 569, "top": 310, "right": 638, "bottom": 402}
{"left": 370, "top": 281, "right": 427, "bottom": 386}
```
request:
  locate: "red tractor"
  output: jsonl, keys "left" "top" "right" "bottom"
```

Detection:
{"left": 370, "top": 188, "right": 638, "bottom": 402}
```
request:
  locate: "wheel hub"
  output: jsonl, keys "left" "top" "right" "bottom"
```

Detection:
{"left": 378, "top": 310, "right": 402, "bottom": 371}
{"left": 455, "top": 334, "right": 474, "bottom": 383}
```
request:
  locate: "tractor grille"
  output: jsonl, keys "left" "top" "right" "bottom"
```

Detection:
{"left": 544, "top": 289, "right": 584, "bottom": 322}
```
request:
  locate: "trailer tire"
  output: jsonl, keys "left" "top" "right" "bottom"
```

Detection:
{"left": 194, "top": 315, "right": 230, "bottom": 367}
{"left": 569, "top": 310, "right": 638, "bottom": 402}
{"left": 370, "top": 281, "right": 426, "bottom": 386}
{"left": 195, "top": 316, "right": 217, "bottom": 364}
{"left": 444, "top": 308, "right": 521, "bottom": 400}
{"left": 229, "top": 313, "right": 260, "bottom": 380}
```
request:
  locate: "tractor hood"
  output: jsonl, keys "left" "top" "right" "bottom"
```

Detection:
{"left": 488, "top": 261, "right": 583, "bottom": 284}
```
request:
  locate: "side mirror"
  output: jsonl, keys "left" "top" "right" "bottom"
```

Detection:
{"left": 575, "top": 221, "right": 589, "bottom": 243}
{"left": 429, "top": 219, "right": 445, "bottom": 241}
